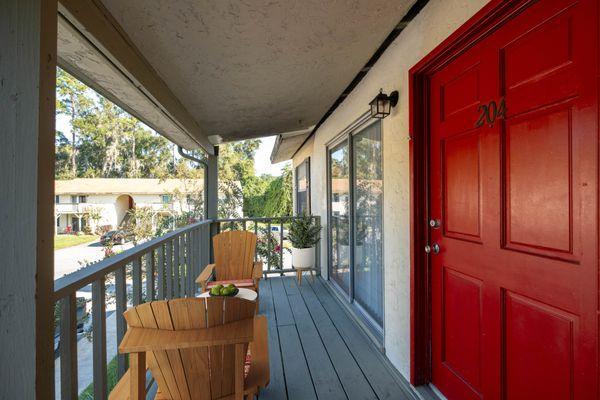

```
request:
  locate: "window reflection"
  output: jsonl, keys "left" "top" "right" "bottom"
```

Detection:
{"left": 329, "top": 143, "right": 350, "bottom": 293}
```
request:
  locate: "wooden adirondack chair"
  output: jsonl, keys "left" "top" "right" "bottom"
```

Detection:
{"left": 196, "top": 231, "right": 263, "bottom": 293}
{"left": 110, "top": 297, "right": 269, "bottom": 400}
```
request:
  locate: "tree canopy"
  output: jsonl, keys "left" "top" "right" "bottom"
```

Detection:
{"left": 55, "top": 68, "right": 292, "bottom": 221}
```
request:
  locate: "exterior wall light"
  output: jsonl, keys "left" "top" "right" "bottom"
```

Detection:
{"left": 369, "top": 89, "right": 399, "bottom": 119}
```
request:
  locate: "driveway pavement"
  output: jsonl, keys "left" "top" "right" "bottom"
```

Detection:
{"left": 54, "top": 240, "right": 134, "bottom": 280}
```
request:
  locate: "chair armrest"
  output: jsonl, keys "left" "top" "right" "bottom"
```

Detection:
{"left": 196, "top": 263, "right": 216, "bottom": 291}
{"left": 119, "top": 317, "right": 254, "bottom": 353}
{"left": 245, "top": 315, "right": 270, "bottom": 389}
{"left": 108, "top": 353, "right": 147, "bottom": 400}
{"left": 252, "top": 262, "right": 263, "bottom": 280}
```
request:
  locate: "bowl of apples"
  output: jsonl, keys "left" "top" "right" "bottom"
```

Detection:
{"left": 208, "top": 283, "right": 239, "bottom": 297}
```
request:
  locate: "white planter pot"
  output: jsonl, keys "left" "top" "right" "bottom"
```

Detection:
{"left": 292, "top": 247, "right": 315, "bottom": 269}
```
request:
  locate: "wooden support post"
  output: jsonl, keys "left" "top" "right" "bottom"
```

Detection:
{"left": 0, "top": 0, "right": 57, "bottom": 397}
{"left": 207, "top": 150, "right": 219, "bottom": 265}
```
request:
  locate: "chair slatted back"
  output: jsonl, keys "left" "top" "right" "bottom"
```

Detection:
{"left": 213, "top": 231, "right": 257, "bottom": 281}
{"left": 123, "top": 297, "right": 256, "bottom": 400}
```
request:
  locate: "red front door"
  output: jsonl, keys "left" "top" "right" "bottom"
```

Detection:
{"left": 429, "top": 1, "right": 598, "bottom": 398}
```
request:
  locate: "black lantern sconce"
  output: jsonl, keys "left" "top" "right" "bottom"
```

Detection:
{"left": 369, "top": 89, "right": 399, "bottom": 119}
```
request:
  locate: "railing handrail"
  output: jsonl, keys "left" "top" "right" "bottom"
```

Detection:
{"left": 53, "top": 219, "right": 212, "bottom": 300}
{"left": 214, "top": 216, "right": 316, "bottom": 223}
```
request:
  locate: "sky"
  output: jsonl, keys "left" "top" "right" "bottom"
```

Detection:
{"left": 57, "top": 115, "right": 289, "bottom": 176}
{"left": 254, "top": 136, "right": 289, "bottom": 176}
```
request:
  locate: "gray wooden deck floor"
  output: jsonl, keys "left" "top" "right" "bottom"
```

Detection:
{"left": 258, "top": 276, "right": 414, "bottom": 400}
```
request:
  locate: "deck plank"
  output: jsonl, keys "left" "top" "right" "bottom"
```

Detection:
{"left": 258, "top": 279, "right": 287, "bottom": 400}
{"left": 297, "top": 279, "right": 378, "bottom": 400}
{"left": 278, "top": 324, "right": 318, "bottom": 400}
{"left": 284, "top": 277, "right": 347, "bottom": 400}
{"left": 308, "top": 278, "right": 410, "bottom": 400}
{"left": 282, "top": 275, "right": 300, "bottom": 296}
{"left": 270, "top": 276, "right": 295, "bottom": 326}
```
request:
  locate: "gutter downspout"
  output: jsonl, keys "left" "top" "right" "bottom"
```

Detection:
{"left": 177, "top": 146, "right": 209, "bottom": 220}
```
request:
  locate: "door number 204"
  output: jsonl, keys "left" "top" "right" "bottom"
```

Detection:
{"left": 475, "top": 98, "right": 506, "bottom": 128}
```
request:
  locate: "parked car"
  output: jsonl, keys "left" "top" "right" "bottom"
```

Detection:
{"left": 100, "top": 229, "right": 133, "bottom": 245}
{"left": 269, "top": 225, "right": 289, "bottom": 239}
{"left": 54, "top": 296, "right": 88, "bottom": 356}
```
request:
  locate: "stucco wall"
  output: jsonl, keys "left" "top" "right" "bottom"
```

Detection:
{"left": 292, "top": 0, "right": 489, "bottom": 379}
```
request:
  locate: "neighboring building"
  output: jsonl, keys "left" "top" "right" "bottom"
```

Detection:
{"left": 54, "top": 178, "right": 203, "bottom": 234}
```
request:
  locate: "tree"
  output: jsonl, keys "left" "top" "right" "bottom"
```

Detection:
{"left": 84, "top": 206, "right": 103, "bottom": 234}
{"left": 126, "top": 207, "right": 155, "bottom": 244}
{"left": 242, "top": 166, "right": 292, "bottom": 218}
{"left": 55, "top": 68, "right": 294, "bottom": 231}
{"left": 262, "top": 165, "right": 292, "bottom": 217}
{"left": 56, "top": 68, "right": 173, "bottom": 179}
{"left": 56, "top": 68, "right": 94, "bottom": 178}
{"left": 217, "top": 140, "right": 260, "bottom": 218}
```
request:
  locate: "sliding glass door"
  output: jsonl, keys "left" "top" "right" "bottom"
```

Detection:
{"left": 328, "top": 120, "right": 383, "bottom": 329}
{"left": 352, "top": 123, "right": 383, "bottom": 326}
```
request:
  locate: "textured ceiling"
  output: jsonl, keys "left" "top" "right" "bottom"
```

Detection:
{"left": 100, "top": 0, "right": 414, "bottom": 143}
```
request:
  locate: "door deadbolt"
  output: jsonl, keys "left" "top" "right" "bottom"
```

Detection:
{"left": 429, "top": 219, "right": 441, "bottom": 228}
{"left": 425, "top": 243, "right": 440, "bottom": 255}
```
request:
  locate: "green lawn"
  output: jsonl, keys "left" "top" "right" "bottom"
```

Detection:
{"left": 54, "top": 234, "right": 98, "bottom": 250}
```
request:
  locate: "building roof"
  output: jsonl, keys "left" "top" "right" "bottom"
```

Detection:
{"left": 270, "top": 128, "right": 312, "bottom": 164}
{"left": 55, "top": 178, "right": 203, "bottom": 195}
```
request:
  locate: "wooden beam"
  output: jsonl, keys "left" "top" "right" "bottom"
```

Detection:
{"left": 0, "top": 0, "right": 57, "bottom": 397}
{"left": 58, "top": 0, "right": 214, "bottom": 155}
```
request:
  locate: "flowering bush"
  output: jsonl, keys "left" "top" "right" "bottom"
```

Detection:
{"left": 256, "top": 227, "right": 289, "bottom": 269}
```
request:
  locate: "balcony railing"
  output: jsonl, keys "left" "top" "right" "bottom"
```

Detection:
{"left": 55, "top": 203, "right": 88, "bottom": 214}
{"left": 53, "top": 215, "right": 320, "bottom": 399}
{"left": 213, "top": 216, "right": 321, "bottom": 275}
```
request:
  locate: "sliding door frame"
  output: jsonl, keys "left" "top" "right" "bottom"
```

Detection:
{"left": 326, "top": 116, "right": 384, "bottom": 337}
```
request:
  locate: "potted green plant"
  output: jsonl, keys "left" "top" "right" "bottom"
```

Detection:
{"left": 289, "top": 214, "right": 321, "bottom": 269}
